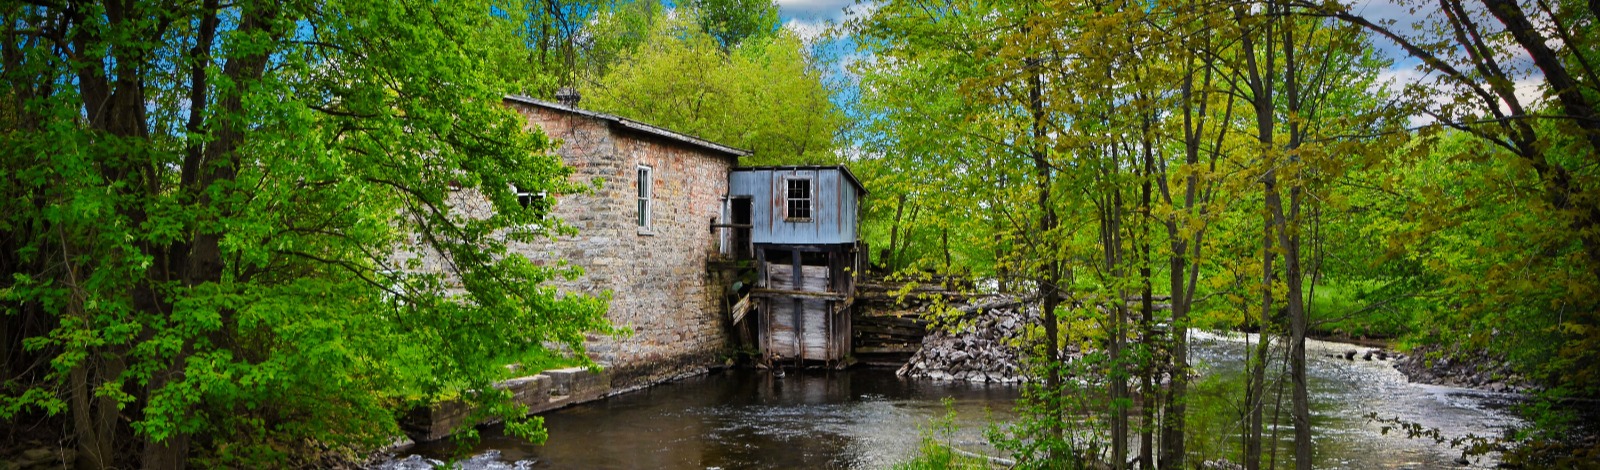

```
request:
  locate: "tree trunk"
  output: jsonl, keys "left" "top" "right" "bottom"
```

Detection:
{"left": 1245, "top": 222, "right": 1275, "bottom": 470}
{"left": 888, "top": 193, "right": 905, "bottom": 270}
{"left": 1266, "top": 182, "right": 1312, "bottom": 470}
{"left": 1138, "top": 109, "right": 1157, "bottom": 470}
{"left": 1024, "top": 45, "right": 1066, "bottom": 451}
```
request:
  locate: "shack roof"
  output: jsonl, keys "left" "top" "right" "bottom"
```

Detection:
{"left": 503, "top": 95, "right": 752, "bottom": 158}
{"left": 732, "top": 165, "right": 869, "bottom": 196}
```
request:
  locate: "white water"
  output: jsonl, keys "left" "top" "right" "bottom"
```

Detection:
{"left": 1190, "top": 330, "right": 1523, "bottom": 469}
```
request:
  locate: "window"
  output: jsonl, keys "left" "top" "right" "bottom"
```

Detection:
{"left": 511, "top": 183, "right": 549, "bottom": 219}
{"left": 785, "top": 177, "right": 812, "bottom": 222}
{"left": 637, "top": 165, "right": 652, "bottom": 229}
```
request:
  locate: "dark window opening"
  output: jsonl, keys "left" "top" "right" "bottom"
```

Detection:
{"left": 761, "top": 249, "right": 831, "bottom": 267}
{"left": 731, "top": 198, "right": 753, "bottom": 259}
{"left": 800, "top": 251, "right": 829, "bottom": 266}
{"left": 785, "top": 178, "right": 812, "bottom": 221}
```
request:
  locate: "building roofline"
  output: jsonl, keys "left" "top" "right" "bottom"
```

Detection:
{"left": 503, "top": 95, "right": 752, "bottom": 158}
{"left": 732, "top": 165, "right": 869, "bottom": 196}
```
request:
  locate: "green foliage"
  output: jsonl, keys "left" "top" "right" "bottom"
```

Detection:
{"left": 686, "top": 0, "right": 780, "bottom": 51}
{"left": 893, "top": 398, "right": 993, "bottom": 470}
{"left": 0, "top": 0, "right": 612, "bottom": 466}
{"left": 582, "top": 10, "right": 844, "bottom": 165}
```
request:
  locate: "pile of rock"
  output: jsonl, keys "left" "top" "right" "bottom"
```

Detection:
{"left": 1199, "top": 459, "right": 1245, "bottom": 470}
{"left": 896, "top": 298, "right": 1033, "bottom": 383}
{"left": 1392, "top": 345, "right": 1530, "bottom": 393}
{"left": 0, "top": 445, "right": 72, "bottom": 470}
{"left": 1325, "top": 348, "right": 1403, "bottom": 362}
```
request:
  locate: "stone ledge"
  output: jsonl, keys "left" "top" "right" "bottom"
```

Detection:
{"left": 401, "top": 367, "right": 612, "bottom": 443}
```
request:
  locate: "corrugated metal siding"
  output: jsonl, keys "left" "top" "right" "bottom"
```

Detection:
{"left": 727, "top": 168, "right": 861, "bottom": 245}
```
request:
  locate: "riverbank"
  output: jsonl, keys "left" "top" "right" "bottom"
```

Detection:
{"left": 1389, "top": 344, "right": 1533, "bottom": 394}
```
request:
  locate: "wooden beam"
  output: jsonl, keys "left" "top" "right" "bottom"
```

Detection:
{"left": 751, "top": 288, "right": 848, "bottom": 299}
{"left": 731, "top": 294, "right": 753, "bottom": 325}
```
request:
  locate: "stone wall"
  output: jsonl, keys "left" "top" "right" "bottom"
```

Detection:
{"left": 504, "top": 102, "right": 735, "bottom": 388}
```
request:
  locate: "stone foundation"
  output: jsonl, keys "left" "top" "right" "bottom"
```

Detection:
{"left": 401, "top": 366, "right": 617, "bottom": 442}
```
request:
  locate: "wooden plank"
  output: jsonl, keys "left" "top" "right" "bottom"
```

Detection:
{"left": 768, "top": 300, "right": 798, "bottom": 358}
{"left": 767, "top": 263, "right": 829, "bottom": 292}
{"left": 801, "top": 299, "right": 828, "bottom": 359}
{"left": 854, "top": 345, "right": 921, "bottom": 354}
{"left": 751, "top": 288, "right": 847, "bottom": 300}
{"left": 731, "top": 294, "right": 752, "bottom": 325}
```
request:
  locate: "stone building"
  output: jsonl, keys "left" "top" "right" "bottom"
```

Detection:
{"left": 502, "top": 95, "right": 751, "bottom": 387}
{"left": 480, "top": 95, "right": 749, "bottom": 388}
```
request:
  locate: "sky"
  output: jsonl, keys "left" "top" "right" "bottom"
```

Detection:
{"left": 772, "top": 0, "right": 1550, "bottom": 128}
{"left": 776, "top": 0, "right": 862, "bottom": 30}
{"left": 775, "top": 0, "right": 875, "bottom": 120}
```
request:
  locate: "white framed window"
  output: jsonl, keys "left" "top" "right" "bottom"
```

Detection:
{"left": 510, "top": 183, "right": 549, "bottom": 219}
{"left": 636, "top": 165, "right": 652, "bottom": 229}
{"left": 784, "top": 177, "right": 812, "bottom": 222}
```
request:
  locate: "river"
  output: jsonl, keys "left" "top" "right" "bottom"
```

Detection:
{"left": 375, "top": 332, "right": 1523, "bottom": 469}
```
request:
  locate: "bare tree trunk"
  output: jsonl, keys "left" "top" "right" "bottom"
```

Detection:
{"left": 1266, "top": 182, "right": 1312, "bottom": 470}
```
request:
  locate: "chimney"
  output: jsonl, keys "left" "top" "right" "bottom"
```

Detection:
{"left": 555, "top": 87, "right": 581, "bottom": 107}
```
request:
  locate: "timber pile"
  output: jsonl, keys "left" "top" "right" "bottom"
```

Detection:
{"left": 852, "top": 277, "right": 994, "bottom": 366}
{"left": 896, "top": 298, "right": 1035, "bottom": 383}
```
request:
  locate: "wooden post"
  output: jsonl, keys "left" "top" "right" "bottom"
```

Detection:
{"left": 793, "top": 249, "right": 803, "bottom": 362}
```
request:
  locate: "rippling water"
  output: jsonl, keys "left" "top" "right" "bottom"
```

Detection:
{"left": 1188, "top": 331, "right": 1522, "bottom": 469}
{"left": 378, "top": 369, "right": 1019, "bottom": 469}
{"left": 376, "top": 332, "right": 1522, "bottom": 469}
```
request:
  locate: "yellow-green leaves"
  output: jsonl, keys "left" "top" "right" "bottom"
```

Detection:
{"left": 582, "top": 12, "right": 844, "bottom": 165}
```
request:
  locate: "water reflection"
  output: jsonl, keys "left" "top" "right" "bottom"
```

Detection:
{"left": 384, "top": 332, "right": 1524, "bottom": 470}
{"left": 392, "top": 369, "right": 1019, "bottom": 469}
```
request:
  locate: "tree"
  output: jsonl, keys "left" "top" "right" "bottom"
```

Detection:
{"left": 582, "top": 12, "right": 844, "bottom": 165}
{"left": 0, "top": 0, "right": 610, "bottom": 467}
{"left": 687, "top": 0, "right": 780, "bottom": 51}
{"left": 1299, "top": 0, "right": 1600, "bottom": 398}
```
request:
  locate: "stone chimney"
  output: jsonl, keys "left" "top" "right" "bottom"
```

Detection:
{"left": 555, "top": 87, "right": 581, "bottom": 107}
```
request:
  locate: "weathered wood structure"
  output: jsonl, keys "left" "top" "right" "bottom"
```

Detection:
{"left": 724, "top": 166, "right": 867, "bottom": 366}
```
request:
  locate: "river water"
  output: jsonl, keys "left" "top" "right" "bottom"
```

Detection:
{"left": 376, "top": 332, "right": 1522, "bottom": 469}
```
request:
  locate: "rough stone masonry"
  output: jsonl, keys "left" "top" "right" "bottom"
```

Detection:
{"left": 503, "top": 99, "right": 739, "bottom": 388}
{"left": 403, "top": 97, "right": 743, "bottom": 392}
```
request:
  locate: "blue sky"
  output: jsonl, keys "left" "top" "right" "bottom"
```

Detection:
{"left": 771, "top": 0, "right": 1548, "bottom": 127}
{"left": 776, "top": 0, "right": 873, "bottom": 120}
{"left": 776, "top": 0, "right": 862, "bottom": 25}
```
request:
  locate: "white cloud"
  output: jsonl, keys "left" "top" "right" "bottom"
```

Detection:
{"left": 784, "top": 18, "right": 829, "bottom": 44}
{"left": 1374, "top": 62, "right": 1550, "bottom": 127}
{"left": 777, "top": 0, "right": 858, "bottom": 21}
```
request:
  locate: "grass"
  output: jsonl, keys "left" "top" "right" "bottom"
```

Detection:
{"left": 892, "top": 398, "right": 997, "bottom": 470}
{"left": 892, "top": 438, "right": 993, "bottom": 470}
{"left": 491, "top": 347, "right": 585, "bottom": 381}
{"left": 1306, "top": 282, "right": 1412, "bottom": 339}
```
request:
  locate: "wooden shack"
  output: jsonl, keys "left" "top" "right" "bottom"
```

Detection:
{"left": 724, "top": 166, "right": 866, "bottom": 367}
